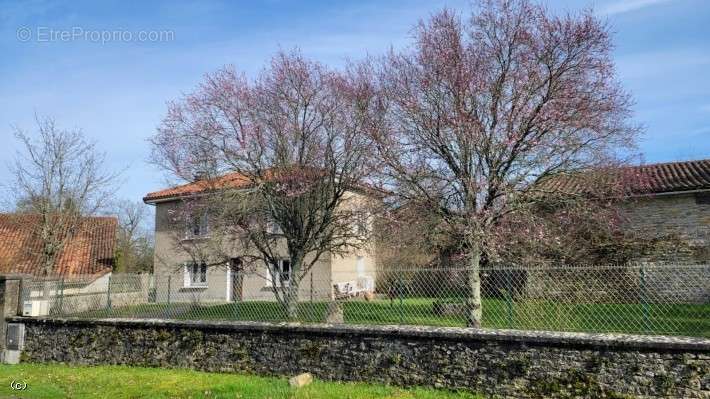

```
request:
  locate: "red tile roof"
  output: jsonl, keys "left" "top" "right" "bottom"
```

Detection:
{"left": 143, "top": 168, "right": 386, "bottom": 203}
{"left": 539, "top": 159, "right": 710, "bottom": 196}
{"left": 0, "top": 214, "right": 117, "bottom": 277}
{"left": 143, "top": 172, "right": 251, "bottom": 203}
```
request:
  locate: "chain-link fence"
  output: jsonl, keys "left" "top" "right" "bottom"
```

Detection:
{"left": 20, "top": 263, "right": 709, "bottom": 337}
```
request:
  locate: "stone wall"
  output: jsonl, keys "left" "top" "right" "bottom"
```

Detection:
{"left": 9, "top": 317, "right": 710, "bottom": 398}
{"left": 623, "top": 192, "right": 709, "bottom": 259}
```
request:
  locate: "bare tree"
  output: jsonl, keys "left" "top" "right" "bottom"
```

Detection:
{"left": 367, "top": 1, "right": 640, "bottom": 327}
{"left": 8, "top": 115, "right": 120, "bottom": 281}
{"left": 114, "top": 199, "right": 154, "bottom": 273}
{"left": 151, "top": 51, "right": 378, "bottom": 319}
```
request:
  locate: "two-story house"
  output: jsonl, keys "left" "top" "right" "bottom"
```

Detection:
{"left": 143, "top": 172, "right": 378, "bottom": 303}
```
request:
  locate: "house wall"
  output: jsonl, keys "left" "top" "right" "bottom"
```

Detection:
{"left": 153, "top": 202, "right": 229, "bottom": 303}
{"left": 622, "top": 192, "right": 710, "bottom": 255}
{"left": 154, "top": 267, "right": 230, "bottom": 304}
{"left": 152, "top": 201, "right": 339, "bottom": 303}
{"left": 239, "top": 257, "right": 332, "bottom": 301}
{"left": 330, "top": 251, "right": 377, "bottom": 290}
{"left": 329, "top": 190, "right": 379, "bottom": 293}
{"left": 519, "top": 192, "right": 710, "bottom": 304}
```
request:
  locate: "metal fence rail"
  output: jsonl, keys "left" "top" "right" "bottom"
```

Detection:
{"left": 20, "top": 263, "right": 710, "bottom": 337}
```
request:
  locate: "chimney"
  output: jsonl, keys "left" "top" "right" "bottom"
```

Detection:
{"left": 193, "top": 170, "right": 209, "bottom": 181}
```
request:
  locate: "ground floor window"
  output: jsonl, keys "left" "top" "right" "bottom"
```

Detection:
{"left": 265, "top": 259, "right": 291, "bottom": 287}
{"left": 184, "top": 262, "right": 207, "bottom": 287}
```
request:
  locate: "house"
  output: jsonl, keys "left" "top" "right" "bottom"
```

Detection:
{"left": 618, "top": 159, "right": 710, "bottom": 255}
{"left": 545, "top": 158, "right": 710, "bottom": 260}
{"left": 143, "top": 172, "right": 378, "bottom": 303}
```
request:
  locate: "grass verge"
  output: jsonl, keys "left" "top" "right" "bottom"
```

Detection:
{"left": 0, "top": 364, "right": 482, "bottom": 399}
{"left": 78, "top": 297, "right": 710, "bottom": 337}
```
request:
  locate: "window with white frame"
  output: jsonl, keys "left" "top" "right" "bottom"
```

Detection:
{"left": 185, "top": 211, "right": 209, "bottom": 239}
{"left": 184, "top": 262, "right": 207, "bottom": 287}
{"left": 265, "top": 259, "right": 291, "bottom": 287}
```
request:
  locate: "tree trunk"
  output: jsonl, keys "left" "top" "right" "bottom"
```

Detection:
{"left": 42, "top": 254, "right": 55, "bottom": 300}
{"left": 465, "top": 243, "right": 483, "bottom": 328}
{"left": 285, "top": 277, "right": 300, "bottom": 321}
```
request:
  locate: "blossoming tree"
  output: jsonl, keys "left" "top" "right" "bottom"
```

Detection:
{"left": 151, "top": 51, "right": 379, "bottom": 319}
{"left": 368, "top": 0, "right": 640, "bottom": 327}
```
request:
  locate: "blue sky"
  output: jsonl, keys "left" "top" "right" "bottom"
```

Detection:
{"left": 1, "top": 0, "right": 709, "bottom": 207}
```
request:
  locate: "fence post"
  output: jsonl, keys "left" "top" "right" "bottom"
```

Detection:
{"left": 639, "top": 263, "right": 650, "bottom": 333}
{"left": 506, "top": 270, "right": 513, "bottom": 329}
{"left": 58, "top": 277, "right": 65, "bottom": 316}
{"left": 0, "top": 275, "right": 26, "bottom": 364}
{"left": 106, "top": 275, "right": 112, "bottom": 310}
{"left": 238, "top": 267, "right": 244, "bottom": 320}
{"left": 398, "top": 275, "right": 404, "bottom": 324}
{"left": 167, "top": 275, "right": 172, "bottom": 305}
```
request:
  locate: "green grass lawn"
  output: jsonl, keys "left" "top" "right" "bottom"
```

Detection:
{"left": 77, "top": 297, "right": 710, "bottom": 337}
{"left": 0, "top": 364, "right": 482, "bottom": 399}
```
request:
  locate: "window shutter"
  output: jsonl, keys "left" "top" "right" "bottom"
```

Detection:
{"left": 265, "top": 264, "right": 273, "bottom": 287}
{"left": 200, "top": 263, "right": 207, "bottom": 283}
{"left": 281, "top": 259, "right": 291, "bottom": 282}
{"left": 183, "top": 263, "right": 190, "bottom": 287}
{"left": 356, "top": 256, "right": 365, "bottom": 276}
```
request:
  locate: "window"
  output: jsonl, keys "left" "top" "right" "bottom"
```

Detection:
{"left": 266, "top": 220, "right": 283, "bottom": 235}
{"left": 354, "top": 212, "right": 370, "bottom": 236}
{"left": 265, "top": 259, "right": 291, "bottom": 287}
{"left": 356, "top": 219, "right": 367, "bottom": 235}
{"left": 185, "top": 212, "right": 209, "bottom": 239}
{"left": 184, "top": 262, "right": 207, "bottom": 287}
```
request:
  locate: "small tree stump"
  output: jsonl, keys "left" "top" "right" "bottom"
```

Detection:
{"left": 324, "top": 301, "right": 344, "bottom": 324}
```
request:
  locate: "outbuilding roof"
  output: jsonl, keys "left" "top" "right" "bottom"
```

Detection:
{"left": 0, "top": 214, "right": 117, "bottom": 277}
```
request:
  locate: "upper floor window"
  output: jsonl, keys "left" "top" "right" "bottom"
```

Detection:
{"left": 354, "top": 212, "right": 370, "bottom": 236}
{"left": 185, "top": 211, "right": 209, "bottom": 239}
{"left": 356, "top": 219, "right": 368, "bottom": 235}
{"left": 266, "top": 220, "right": 283, "bottom": 235}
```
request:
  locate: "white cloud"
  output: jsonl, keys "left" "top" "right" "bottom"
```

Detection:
{"left": 600, "top": 0, "right": 674, "bottom": 16}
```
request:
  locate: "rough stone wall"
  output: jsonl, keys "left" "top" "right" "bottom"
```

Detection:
{"left": 11, "top": 318, "right": 710, "bottom": 399}
{"left": 623, "top": 192, "right": 709, "bottom": 258}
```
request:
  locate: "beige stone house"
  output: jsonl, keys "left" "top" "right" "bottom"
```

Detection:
{"left": 546, "top": 158, "right": 710, "bottom": 261}
{"left": 143, "top": 173, "right": 377, "bottom": 303}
